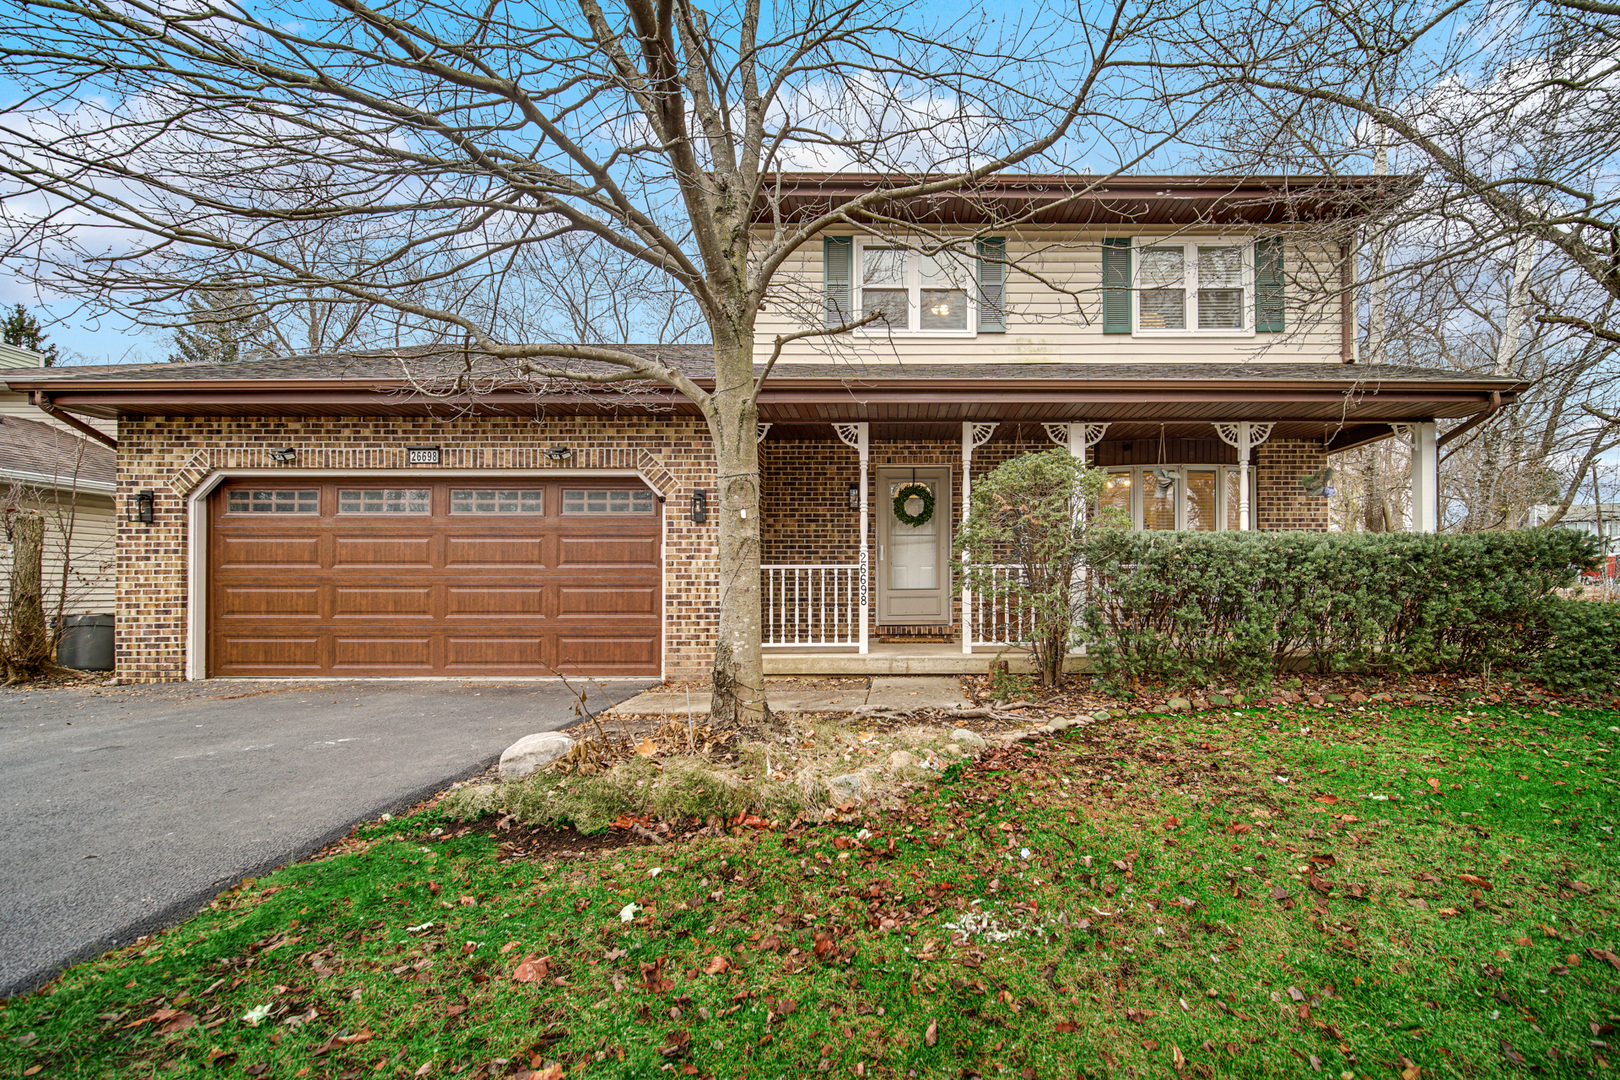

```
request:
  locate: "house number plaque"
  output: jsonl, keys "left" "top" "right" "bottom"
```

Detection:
{"left": 406, "top": 445, "right": 441, "bottom": 465}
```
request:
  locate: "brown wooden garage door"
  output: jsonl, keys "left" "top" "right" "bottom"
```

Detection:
{"left": 207, "top": 479, "right": 661, "bottom": 677}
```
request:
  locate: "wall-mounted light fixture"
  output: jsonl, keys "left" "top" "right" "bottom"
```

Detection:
{"left": 545, "top": 446, "right": 573, "bottom": 461}
{"left": 130, "top": 489, "right": 155, "bottom": 524}
{"left": 847, "top": 481, "right": 860, "bottom": 511}
{"left": 269, "top": 447, "right": 297, "bottom": 463}
{"left": 690, "top": 488, "right": 708, "bottom": 524}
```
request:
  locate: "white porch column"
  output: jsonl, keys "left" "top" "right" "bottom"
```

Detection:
{"left": 1214, "top": 422, "right": 1274, "bottom": 530}
{"left": 1044, "top": 422, "right": 1111, "bottom": 464}
{"left": 961, "top": 422, "right": 999, "bottom": 654}
{"left": 1397, "top": 422, "right": 1439, "bottom": 533}
{"left": 834, "top": 423, "right": 870, "bottom": 653}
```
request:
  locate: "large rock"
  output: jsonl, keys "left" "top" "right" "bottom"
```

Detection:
{"left": 1165, "top": 696, "right": 1192, "bottom": 713}
{"left": 499, "top": 732, "right": 575, "bottom": 779}
{"left": 826, "top": 773, "right": 867, "bottom": 804}
{"left": 951, "top": 728, "right": 987, "bottom": 750}
{"left": 888, "top": 750, "right": 922, "bottom": 769}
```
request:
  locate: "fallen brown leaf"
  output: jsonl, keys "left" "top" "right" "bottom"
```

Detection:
{"left": 1457, "top": 874, "right": 1493, "bottom": 891}
{"left": 513, "top": 954, "right": 552, "bottom": 983}
{"left": 925, "top": 1020, "right": 938, "bottom": 1047}
{"left": 703, "top": 956, "right": 730, "bottom": 975}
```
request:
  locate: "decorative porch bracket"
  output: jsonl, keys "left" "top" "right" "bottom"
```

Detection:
{"left": 1043, "top": 423, "right": 1110, "bottom": 461}
{"left": 833, "top": 422, "right": 870, "bottom": 653}
{"left": 961, "top": 422, "right": 1000, "bottom": 654}
{"left": 1391, "top": 422, "right": 1439, "bottom": 533}
{"left": 1213, "top": 422, "right": 1274, "bottom": 530}
{"left": 756, "top": 423, "right": 772, "bottom": 443}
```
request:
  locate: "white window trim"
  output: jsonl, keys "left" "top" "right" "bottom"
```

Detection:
{"left": 852, "top": 237, "right": 978, "bottom": 337}
{"left": 1131, "top": 238, "right": 1255, "bottom": 338}
{"left": 1103, "top": 465, "right": 1256, "bottom": 530}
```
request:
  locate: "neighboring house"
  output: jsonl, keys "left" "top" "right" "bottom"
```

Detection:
{"left": 2, "top": 174, "right": 1520, "bottom": 684}
{"left": 1523, "top": 504, "right": 1620, "bottom": 555}
{"left": 0, "top": 343, "right": 117, "bottom": 620}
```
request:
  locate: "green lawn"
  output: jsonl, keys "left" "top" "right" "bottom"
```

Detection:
{"left": 3, "top": 701, "right": 1617, "bottom": 1079}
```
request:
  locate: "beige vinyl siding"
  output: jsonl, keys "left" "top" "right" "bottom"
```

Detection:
{"left": 0, "top": 490, "right": 116, "bottom": 618}
{"left": 0, "top": 391, "right": 118, "bottom": 440}
{"left": 754, "top": 225, "right": 1344, "bottom": 366}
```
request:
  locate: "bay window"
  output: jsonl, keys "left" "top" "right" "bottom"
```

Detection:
{"left": 1101, "top": 465, "right": 1256, "bottom": 530}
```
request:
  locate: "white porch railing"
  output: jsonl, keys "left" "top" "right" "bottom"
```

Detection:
{"left": 761, "top": 564, "right": 862, "bottom": 647}
{"left": 967, "top": 563, "right": 1037, "bottom": 647}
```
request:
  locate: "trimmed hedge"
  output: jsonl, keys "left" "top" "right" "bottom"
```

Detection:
{"left": 1520, "top": 597, "right": 1620, "bottom": 694}
{"left": 1079, "top": 530, "right": 1602, "bottom": 689}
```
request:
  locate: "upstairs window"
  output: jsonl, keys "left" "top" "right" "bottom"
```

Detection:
{"left": 1134, "top": 240, "right": 1252, "bottom": 335}
{"left": 855, "top": 241, "right": 973, "bottom": 334}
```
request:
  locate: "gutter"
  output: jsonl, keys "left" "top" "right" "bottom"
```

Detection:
{"left": 30, "top": 393, "right": 118, "bottom": 450}
{"left": 1436, "top": 390, "right": 1503, "bottom": 450}
{"left": 0, "top": 468, "right": 115, "bottom": 495}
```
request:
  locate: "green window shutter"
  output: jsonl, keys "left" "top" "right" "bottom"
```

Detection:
{"left": 977, "top": 237, "right": 1007, "bottom": 333}
{"left": 824, "top": 236, "right": 852, "bottom": 328}
{"left": 1255, "top": 237, "right": 1284, "bottom": 332}
{"left": 1102, "top": 238, "right": 1131, "bottom": 333}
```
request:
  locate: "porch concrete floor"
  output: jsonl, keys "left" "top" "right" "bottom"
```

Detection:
{"left": 608, "top": 674, "right": 971, "bottom": 716}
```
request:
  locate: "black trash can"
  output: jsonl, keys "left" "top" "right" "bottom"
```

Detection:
{"left": 58, "top": 614, "right": 115, "bottom": 671}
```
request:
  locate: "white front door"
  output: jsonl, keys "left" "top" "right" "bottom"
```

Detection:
{"left": 877, "top": 467, "right": 952, "bottom": 624}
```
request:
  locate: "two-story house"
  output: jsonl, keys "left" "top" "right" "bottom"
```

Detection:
{"left": 1, "top": 174, "right": 1520, "bottom": 684}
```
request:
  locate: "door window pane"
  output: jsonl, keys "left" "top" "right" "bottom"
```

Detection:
{"left": 338, "top": 488, "right": 430, "bottom": 514}
{"left": 888, "top": 480, "right": 938, "bottom": 590}
{"left": 226, "top": 489, "right": 319, "bottom": 514}
{"left": 1143, "top": 468, "right": 1178, "bottom": 530}
{"left": 562, "top": 489, "right": 654, "bottom": 514}
{"left": 450, "top": 488, "right": 543, "bottom": 514}
{"left": 1185, "top": 470, "right": 1217, "bottom": 530}
{"left": 1197, "top": 245, "right": 1244, "bottom": 329}
{"left": 1138, "top": 246, "right": 1186, "bottom": 329}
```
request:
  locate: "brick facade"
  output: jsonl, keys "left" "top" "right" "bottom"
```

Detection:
{"left": 1255, "top": 438, "right": 1330, "bottom": 531}
{"left": 115, "top": 415, "right": 719, "bottom": 683}
{"left": 114, "top": 418, "right": 1330, "bottom": 683}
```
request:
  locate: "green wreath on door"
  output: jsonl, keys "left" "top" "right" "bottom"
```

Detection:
{"left": 892, "top": 483, "right": 935, "bottom": 528}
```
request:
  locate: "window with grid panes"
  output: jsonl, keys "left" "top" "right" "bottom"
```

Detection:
{"left": 450, "top": 488, "right": 543, "bottom": 514}
{"left": 226, "top": 489, "right": 319, "bottom": 514}
{"left": 337, "top": 488, "right": 430, "bottom": 514}
{"left": 562, "top": 489, "right": 654, "bottom": 515}
{"left": 1135, "top": 240, "right": 1251, "bottom": 334}
{"left": 855, "top": 241, "right": 972, "bottom": 333}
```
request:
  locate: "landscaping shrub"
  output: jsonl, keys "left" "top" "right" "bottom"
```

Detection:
{"left": 1080, "top": 529, "right": 1598, "bottom": 689}
{"left": 956, "top": 449, "right": 1124, "bottom": 687}
{"left": 1520, "top": 596, "right": 1620, "bottom": 695}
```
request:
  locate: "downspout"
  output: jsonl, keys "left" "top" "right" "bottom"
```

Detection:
{"left": 1436, "top": 391, "right": 1503, "bottom": 455}
{"left": 31, "top": 393, "right": 118, "bottom": 450}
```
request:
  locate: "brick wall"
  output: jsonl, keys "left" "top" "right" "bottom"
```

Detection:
{"left": 116, "top": 415, "right": 718, "bottom": 683}
{"left": 1256, "top": 438, "right": 1330, "bottom": 531}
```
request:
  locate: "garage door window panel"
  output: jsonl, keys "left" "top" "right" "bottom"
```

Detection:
{"left": 227, "top": 489, "right": 319, "bottom": 514}
{"left": 563, "top": 489, "right": 654, "bottom": 515}
{"left": 451, "top": 488, "right": 543, "bottom": 514}
{"left": 339, "top": 488, "right": 431, "bottom": 514}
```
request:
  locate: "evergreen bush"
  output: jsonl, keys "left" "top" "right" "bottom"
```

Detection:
{"left": 1078, "top": 529, "right": 1601, "bottom": 690}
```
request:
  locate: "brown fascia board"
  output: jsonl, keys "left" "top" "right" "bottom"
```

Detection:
{"left": 752, "top": 173, "right": 1420, "bottom": 223}
{"left": 29, "top": 373, "right": 1516, "bottom": 421}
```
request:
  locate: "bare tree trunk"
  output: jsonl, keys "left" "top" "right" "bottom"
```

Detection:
{"left": 707, "top": 335, "right": 768, "bottom": 728}
{"left": 5, "top": 510, "right": 52, "bottom": 683}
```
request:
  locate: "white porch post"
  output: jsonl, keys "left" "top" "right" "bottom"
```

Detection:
{"left": 834, "top": 423, "right": 870, "bottom": 653}
{"left": 961, "top": 422, "right": 999, "bottom": 654}
{"left": 1398, "top": 422, "right": 1439, "bottom": 533}
{"left": 1045, "top": 422, "right": 1111, "bottom": 464}
{"left": 1214, "top": 422, "right": 1275, "bottom": 530}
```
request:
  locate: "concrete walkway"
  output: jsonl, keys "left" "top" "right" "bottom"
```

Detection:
{"left": 608, "top": 676, "right": 970, "bottom": 715}
{"left": 0, "top": 677, "right": 651, "bottom": 998}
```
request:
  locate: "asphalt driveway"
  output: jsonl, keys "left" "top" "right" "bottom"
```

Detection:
{"left": 0, "top": 677, "right": 652, "bottom": 998}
